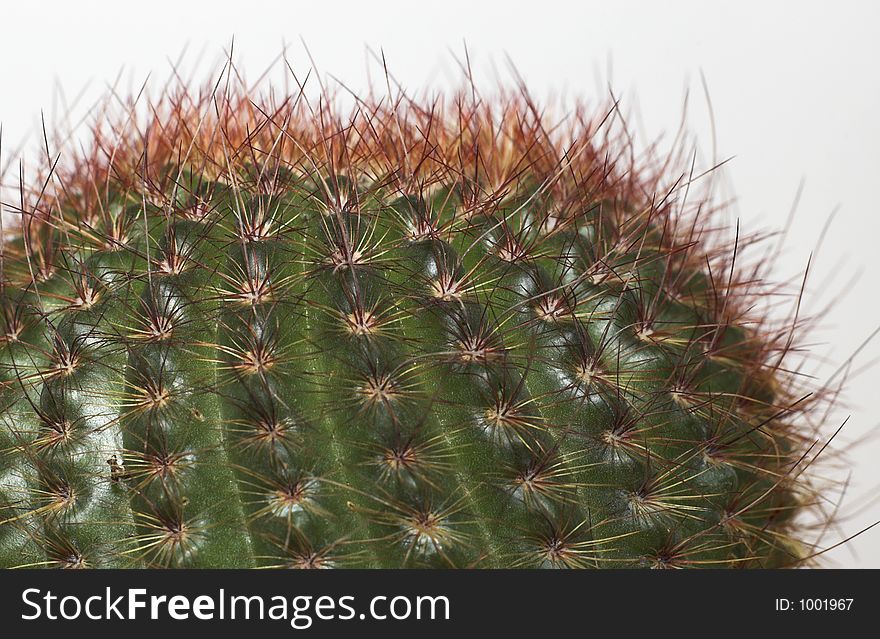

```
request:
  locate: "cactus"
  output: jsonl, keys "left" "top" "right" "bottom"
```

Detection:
{"left": 0, "top": 77, "right": 822, "bottom": 568}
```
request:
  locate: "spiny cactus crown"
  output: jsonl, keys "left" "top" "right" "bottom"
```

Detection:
{"left": 0, "top": 78, "right": 820, "bottom": 568}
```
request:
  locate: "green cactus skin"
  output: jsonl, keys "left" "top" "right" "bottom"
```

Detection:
{"left": 0, "top": 87, "right": 811, "bottom": 568}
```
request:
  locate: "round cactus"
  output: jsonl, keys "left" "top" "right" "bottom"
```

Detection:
{"left": 0, "top": 78, "right": 821, "bottom": 568}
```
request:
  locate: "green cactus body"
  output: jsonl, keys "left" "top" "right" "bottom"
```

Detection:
{"left": 0, "top": 91, "right": 807, "bottom": 568}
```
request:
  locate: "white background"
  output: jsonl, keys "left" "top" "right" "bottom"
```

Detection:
{"left": 1, "top": 0, "right": 878, "bottom": 567}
